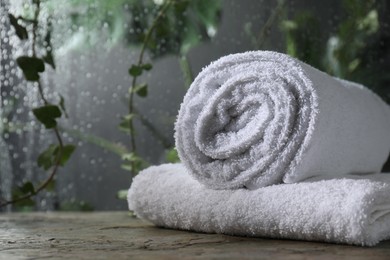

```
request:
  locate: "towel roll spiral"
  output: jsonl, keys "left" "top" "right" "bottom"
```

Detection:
{"left": 175, "top": 51, "right": 390, "bottom": 189}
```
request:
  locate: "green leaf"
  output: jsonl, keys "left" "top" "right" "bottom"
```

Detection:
{"left": 20, "top": 182, "right": 35, "bottom": 195}
{"left": 54, "top": 144, "right": 76, "bottom": 166}
{"left": 42, "top": 20, "right": 56, "bottom": 69}
{"left": 118, "top": 122, "right": 131, "bottom": 134}
{"left": 121, "top": 163, "right": 132, "bottom": 171}
{"left": 10, "top": 182, "right": 36, "bottom": 209}
{"left": 118, "top": 114, "right": 135, "bottom": 133}
{"left": 121, "top": 152, "right": 145, "bottom": 173}
{"left": 116, "top": 189, "right": 128, "bottom": 200}
{"left": 178, "top": 0, "right": 221, "bottom": 55}
{"left": 123, "top": 114, "right": 135, "bottom": 121}
{"left": 37, "top": 144, "right": 57, "bottom": 170}
{"left": 43, "top": 51, "right": 56, "bottom": 70}
{"left": 45, "top": 179, "right": 56, "bottom": 192}
{"left": 141, "top": 63, "right": 152, "bottom": 71}
{"left": 280, "top": 12, "right": 322, "bottom": 69}
{"left": 192, "top": 0, "right": 221, "bottom": 35}
{"left": 128, "top": 65, "right": 143, "bottom": 76}
{"left": 180, "top": 19, "right": 201, "bottom": 55}
{"left": 133, "top": 83, "right": 148, "bottom": 97}
{"left": 59, "top": 95, "right": 68, "bottom": 118}
{"left": 37, "top": 144, "right": 76, "bottom": 170}
{"left": 32, "top": 105, "right": 62, "bottom": 129}
{"left": 12, "top": 188, "right": 35, "bottom": 208}
{"left": 43, "top": 26, "right": 56, "bottom": 70}
{"left": 16, "top": 56, "right": 45, "bottom": 82}
{"left": 8, "top": 13, "right": 28, "bottom": 40}
{"left": 166, "top": 147, "right": 180, "bottom": 163}
{"left": 280, "top": 20, "right": 298, "bottom": 31}
{"left": 121, "top": 152, "right": 139, "bottom": 162}
{"left": 348, "top": 58, "right": 360, "bottom": 72}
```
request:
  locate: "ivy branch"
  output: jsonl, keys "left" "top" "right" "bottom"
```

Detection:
{"left": 120, "top": 0, "right": 173, "bottom": 176}
{"left": 0, "top": 0, "right": 75, "bottom": 208}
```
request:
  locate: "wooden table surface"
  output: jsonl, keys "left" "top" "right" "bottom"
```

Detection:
{"left": 0, "top": 212, "right": 389, "bottom": 259}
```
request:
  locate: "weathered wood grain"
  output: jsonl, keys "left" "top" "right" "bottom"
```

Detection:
{"left": 0, "top": 212, "right": 389, "bottom": 259}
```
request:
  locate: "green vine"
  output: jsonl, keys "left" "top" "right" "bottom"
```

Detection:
{"left": 2, "top": 0, "right": 221, "bottom": 205}
{"left": 120, "top": 0, "right": 173, "bottom": 177}
{"left": 0, "top": 0, "right": 75, "bottom": 208}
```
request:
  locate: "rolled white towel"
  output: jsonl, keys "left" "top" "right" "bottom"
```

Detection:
{"left": 175, "top": 51, "right": 390, "bottom": 189}
{"left": 128, "top": 163, "right": 390, "bottom": 246}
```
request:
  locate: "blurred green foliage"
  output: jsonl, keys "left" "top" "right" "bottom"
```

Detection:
{"left": 46, "top": 0, "right": 221, "bottom": 57}
{"left": 3, "top": 0, "right": 76, "bottom": 210}
{"left": 280, "top": 0, "right": 389, "bottom": 103}
{"left": 166, "top": 147, "right": 180, "bottom": 163}
{"left": 6, "top": 0, "right": 389, "bottom": 209}
{"left": 54, "top": 0, "right": 222, "bottom": 178}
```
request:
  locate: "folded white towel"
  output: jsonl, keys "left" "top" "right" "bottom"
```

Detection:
{"left": 128, "top": 163, "right": 390, "bottom": 246}
{"left": 175, "top": 51, "right": 390, "bottom": 189}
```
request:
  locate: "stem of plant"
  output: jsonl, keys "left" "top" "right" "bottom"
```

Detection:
{"left": 179, "top": 54, "right": 193, "bottom": 89}
{"left": 31, "top": 0, "right": 40, "bottom": 57}
{"left": 256, "top": 0, "right": 286, "bottom": 49}
{"left": 0, "top": 0, "right": 64, "bottom": 208}
{"left": 133, "top": 106, "right": 172, "bottom": 149}
{"left": 128, "top": 0, "right": 172, "bottom": 176}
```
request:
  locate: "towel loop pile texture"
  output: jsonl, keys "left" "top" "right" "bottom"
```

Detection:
{"left": 128, "top": 51, "right": 390, "bottom": 246}
{"left": 175, "top": 51, "right": 390, "bottom": 189}
{"left": 128, "top": 164, "right": 390, "bottom": 246}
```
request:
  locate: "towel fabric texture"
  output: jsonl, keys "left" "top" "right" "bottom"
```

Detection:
{"left": 175, "top": 51, "right": 390, "bottom": 189}
{"left": 128, "top": 51, "right": 390, "bottom": 246}
{"left": 128, "top": 164, "right": 390, "bottom": 246}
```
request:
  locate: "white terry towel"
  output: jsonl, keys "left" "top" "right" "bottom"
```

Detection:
{"left": 128, "top": 163, "right": 390, "bottom": 246}
{"left": 175, "top": 51, "right": 390, "bottom": 190}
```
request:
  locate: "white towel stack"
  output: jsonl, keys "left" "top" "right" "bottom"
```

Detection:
{"left": 128, "top": 51, "right": 390, "bottom": 246}
{"left": 128, "top": 164, "right": 390, "bottom": 246}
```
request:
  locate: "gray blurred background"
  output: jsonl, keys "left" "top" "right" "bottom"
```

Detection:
{"left": 1, "top": 0, "right": 389, "bottom": 211}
